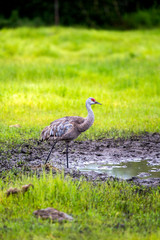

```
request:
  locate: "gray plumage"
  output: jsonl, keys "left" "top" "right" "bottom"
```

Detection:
{"left": 41, "top": 97, "right": 102, "bottom": 168}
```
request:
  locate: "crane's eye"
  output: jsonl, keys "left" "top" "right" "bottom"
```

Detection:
{"left": 91, "top": 98, "right": 95, "bottom": 102}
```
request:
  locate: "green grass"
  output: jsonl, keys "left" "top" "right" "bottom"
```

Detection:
{"left": 0, "top": 172, "right": 160, "bottom": 240}
{"left": 0, "top": 27, "right": 160, "bottom": 145}
{"left": 0, "top": 27, "right": 160, "bottom": 240}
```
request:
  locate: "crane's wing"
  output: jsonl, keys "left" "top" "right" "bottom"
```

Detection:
{"left": 41, "top": 116, "right": 84, "bottom": 141}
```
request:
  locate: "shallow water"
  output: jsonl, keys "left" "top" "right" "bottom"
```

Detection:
{"left": 79, "top": 159, "right": 160, "bottom": 179}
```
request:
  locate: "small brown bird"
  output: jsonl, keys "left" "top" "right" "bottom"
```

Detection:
{"left": 41, "top": 97, "right": 102, "bottom": 168}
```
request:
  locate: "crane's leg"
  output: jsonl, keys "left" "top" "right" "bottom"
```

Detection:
{"left": 66, "top": 142, "right": 69, "bottom": 168}
{"left": 45, "top": 142, "right": 57, "bottom": 164}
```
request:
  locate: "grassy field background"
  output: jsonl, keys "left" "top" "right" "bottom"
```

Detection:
{"left": 0, "top": 26, "right": 160, "bottom": 240}
{"left": 0, "top": 27, "right": 160, "bottom": 145}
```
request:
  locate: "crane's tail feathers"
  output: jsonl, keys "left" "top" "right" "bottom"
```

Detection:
{"left": 41, "top": 126, "right": 51, "bottom": 141}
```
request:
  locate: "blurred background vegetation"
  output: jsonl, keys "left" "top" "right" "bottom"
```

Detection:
{"left": 0, "top": 0, "right": 160, "bottom": 29}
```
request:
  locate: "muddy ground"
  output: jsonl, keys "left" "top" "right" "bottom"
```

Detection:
{"left": 0, "top": 132, "right": 160, "bottom": 187}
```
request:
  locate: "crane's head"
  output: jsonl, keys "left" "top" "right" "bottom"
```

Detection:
{"left": 87, "top": 97, "right": 102, "bottom": 105}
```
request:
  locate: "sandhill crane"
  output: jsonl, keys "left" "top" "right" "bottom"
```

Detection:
{"left": 41, "top": 97, "right": 102, "bottom": 168}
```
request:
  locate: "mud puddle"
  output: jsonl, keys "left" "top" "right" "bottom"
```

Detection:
{"left": 78, "top": 159, "right": 160, "bottom": 179}
{"left": 1, "top": 132, "right": 160, "bottom": 187}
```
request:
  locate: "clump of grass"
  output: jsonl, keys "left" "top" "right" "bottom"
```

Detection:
{"left": 0, "top": 27, "right": 160, "bottom": 146}
{"left": 0, "top": 171, "right": 160, "bottom": 240}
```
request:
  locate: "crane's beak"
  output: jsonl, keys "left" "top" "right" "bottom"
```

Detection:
{"left": 95, "top": 101, "right": 102, "bottom": 105}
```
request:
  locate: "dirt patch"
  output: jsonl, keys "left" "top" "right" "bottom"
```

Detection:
{"left": 0, "top": 132, "right": 160, "bottom": 187}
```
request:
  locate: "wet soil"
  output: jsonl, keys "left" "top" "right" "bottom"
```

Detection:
{"left": 0, "top": 132, "right": 160, "bottom": 187}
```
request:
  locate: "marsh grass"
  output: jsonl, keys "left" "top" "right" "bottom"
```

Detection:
{"left": 0, "top": 27, "right": 160, "bottom": 145}
{"left": 0, "top": 172, "right": 160, "bottom": 240}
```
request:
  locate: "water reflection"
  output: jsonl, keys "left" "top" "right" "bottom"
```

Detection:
{"left": 79, "top": 159, "right": 160, "bottom": 179}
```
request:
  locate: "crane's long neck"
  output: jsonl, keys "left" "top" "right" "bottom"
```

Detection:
{"left": 78, "top": 102, "right": 94, "bottom": 132}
